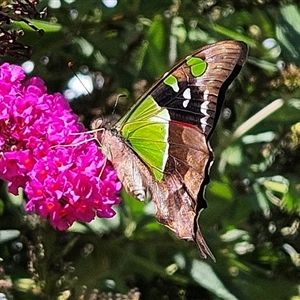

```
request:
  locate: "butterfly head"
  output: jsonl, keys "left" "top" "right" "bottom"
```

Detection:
{"left": 91, "top": 116, "right": 112, "bottom": 137}
{"left": 91, "top": 117, "right": 111, "bottom": 130}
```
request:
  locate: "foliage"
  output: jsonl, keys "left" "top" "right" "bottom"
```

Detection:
{"left": 1, "top": 0, "right": 300, "bottom": 299}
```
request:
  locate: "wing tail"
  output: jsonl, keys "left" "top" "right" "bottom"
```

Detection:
{"left": 194, "top": 228, "right": 216, "bottom": 262}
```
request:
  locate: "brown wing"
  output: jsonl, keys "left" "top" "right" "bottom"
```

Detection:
{"left": 147, "top": 41, "right": 248, "bottom": 259}
{"left": 104, "top": 41, "right": 248, "bottom": 259}
{"left": 149, "top": 40, "right": 248, "bottom": 139}
{"left": 151, "top": 121, "right": 214, "bottom": 259}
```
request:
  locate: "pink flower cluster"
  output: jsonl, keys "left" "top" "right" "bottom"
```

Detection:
{"left": 0, "top": 63, "right": 121, "bottom": 230}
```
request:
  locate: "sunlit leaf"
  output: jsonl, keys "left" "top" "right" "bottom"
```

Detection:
{"left": 0, "top": 230, "right": 20, "bottom": 244}
{"left": 190, "top": 259, "right": 238, "bottom": 300}
{"left": 221, "top": 229, "right": 250, "bottom": 242}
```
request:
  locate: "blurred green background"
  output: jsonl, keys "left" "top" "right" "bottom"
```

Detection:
{"left": 1, "top": 0, "right": 300, "bottom": 299}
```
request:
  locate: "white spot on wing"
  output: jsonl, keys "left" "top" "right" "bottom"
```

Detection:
{"left": 200, "top": 100, "right": 210, "bottom": 133}
{"left": 173, "top": 83, "right": 179, "bottom": 92}
{"left": 148, "top": 108, "right": 170, "bottom": 174}
{"left": 203, "top": 89, "right": 209, "bottom": 101}
{"left": 183, "top": 88, "right": 191, "bottom": 99}
{"left": 195, "top": 77, "right": 203, "bottom": 87}
{"left": 182, "top": 88, "right": 191, "bottom": 108}
{"left": 149, "top": 108, "right": 170, "bottom": 125}
{"left": 183, "top": 100, "right": 189, "bottom": 108}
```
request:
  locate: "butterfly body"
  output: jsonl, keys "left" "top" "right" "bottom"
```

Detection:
{"left": 93, "top": 40, "right": 248, "bottom": 260}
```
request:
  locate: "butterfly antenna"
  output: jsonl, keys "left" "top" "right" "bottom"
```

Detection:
{"left": 111, "top": 94, "right": 126, "bottom": 115}
{"left": 68, "top": 62, "right": 92, "bottom": 97}
{"left": 69, "top": 128, "right": 104, "bottom": 136}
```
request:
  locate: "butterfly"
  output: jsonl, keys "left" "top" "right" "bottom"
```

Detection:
{"left": 92, "top": 40, "right": 248, "bottom": 260}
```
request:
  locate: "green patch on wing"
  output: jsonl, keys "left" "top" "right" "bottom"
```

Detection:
{"left": 186, "top": 56, "right": 207, "bottom": 77}
{"left": 163, "top": 74, "right": 179, "bottom": 92}
{"left": 117, "top": 95, "right": 170, "bottom": 181}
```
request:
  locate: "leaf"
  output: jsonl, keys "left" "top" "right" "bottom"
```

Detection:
{"left": 14, "top": 20, "right": 62, "bottom": 33}
{"left": 247, "top": 57, "right": 278, "bottom": 72}
{"left": 221, "top": 229, "right": 250, "bottom": 242}
{"left": 69, "top": 211, "right": 120, "bottom": 233}
{"left": 209, "top": 180, "right": 233, "bottom": 201}
{"left": 242, "top": 131, "right": 276, "bottom": 144}
{"left": 253, "top": 181, "right": 270, "bottom": 217}
{"left": 212, "top": 24, "right": 256, "bottom": 47}
{"left": 142, "top": 15, "right": 169, "bottom": 77}
{"left": 0, "top": 230, "right": 20, "bottom": 244}
{"left": 276, "top": 4, "right": 300, "bottom": 65}
{"left": 221, "top": 145, "right": 243, "bottom": 167}
{"left": 7, "top": 188, "right": 23, "bottom": 206}
{"left": 190, "top": 259, "right": 238, "bottom": 300}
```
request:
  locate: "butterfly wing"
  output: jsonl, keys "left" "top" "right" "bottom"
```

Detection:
{"left": 119, "top": 95, "right": 170, "bottom": 181}
{"left": 116, "top": 40, "right": 247, "bottom": 175}
{"left": 152, "top": 121, "right": 213, "bottom": 258}
{"left": 113, "top": 40, "right": 248, "bottom": 258}
{"left": 150, "top": 40, "right": 248, "bottom": 138}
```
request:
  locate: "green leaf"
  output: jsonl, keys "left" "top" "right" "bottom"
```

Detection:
{"left": 221, "top": 145, "right": 243, "bottom": 167}
{"left": 8, "top": 188, "right": 23, "bottom": 206}
{"left": 209, "top": 180, "right": 233, "bottom": 201}
{"left": 0, "top": 230, "right": 20, "bottom": 244}
{"left": 143, "top": 15, "right": 169, "bottom": 77}
{"left": 247, "top": 57, "right": 278, "bottom": 72}
{"left": 212, "top": 24, "right": 256, "bottom": 47}
{"left": 276, "top": 4, "right": 300, "bottom": 65}
{"left": 14, "top": 20, "right": 62, "bottom": 33}
{"left": 221, "top": 229, "right": 250, "bottom": 242}
{"left": 69, "top": 211, "right": 120, "bottom": 233}
{"left": 190, "top": 259, "right": 238, "bottom": 300}
{"left": 253, "top": 182, "right": 270, "bottom": 217}
{"left": 262, "top": 177, "right": 289, "bottom": 194}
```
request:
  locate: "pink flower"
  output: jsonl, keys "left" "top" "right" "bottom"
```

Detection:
{"left": 0, "top": 63, "right": 121, "bottom": 230}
